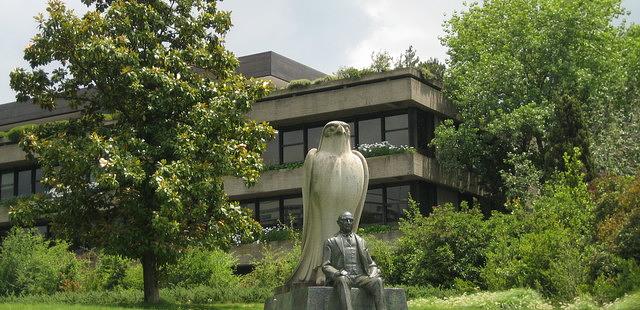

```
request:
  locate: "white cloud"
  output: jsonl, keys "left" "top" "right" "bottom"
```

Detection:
{"left": 346, "top": 0, "right": 465, "bottom": 68}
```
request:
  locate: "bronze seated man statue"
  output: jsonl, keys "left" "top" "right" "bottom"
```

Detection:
{"left": 321, "top": 211, "right": 387, "bottom": 310}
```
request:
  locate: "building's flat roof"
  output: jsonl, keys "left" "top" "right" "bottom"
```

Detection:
{"left": 238, "top": 51, "right": 326, "bottom": 82}
{"left": 0, "top": 51, "right": 326, "bottom": 128}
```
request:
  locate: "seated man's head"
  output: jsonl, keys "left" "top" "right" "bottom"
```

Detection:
{"left": 337, "top": 211, "right": 354, "bottom": 234}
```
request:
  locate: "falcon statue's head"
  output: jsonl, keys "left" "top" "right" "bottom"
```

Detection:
{"left": 318, "top": 121, "right": 352, "bottom": 154}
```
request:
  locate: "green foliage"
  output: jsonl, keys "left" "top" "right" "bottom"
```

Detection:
{"left": 8, "top": 0, "right": 273, "bottom": 301}
{"left": 161, "top": 248, "right": 238, "bottom": 290}
{"left": 482, "top": 150, "right": 596, "bottom": 301}
{"left": 587, "top": 248, "right": 640, "bottom": 303}
{"left": 593, "top": 173, "right": 640, "bottom": 262}
{"left": 499, "top": 151, "right": 543, "bottom": 205}
{"left": 592, "top": 25, "right": 640, "bottom": 176}
{"left": 393, "top": 199, "right": 489, "bottom": 288}
{"left": 80, "top": 252, "right": 137, "bottom": 291}
{"left": 121, "top": 263, "right": 143, "bottom": 291}
{"left": 408, "top": 288, "right": 554, "bottom": 310}
{"left": 240, "top": 244, "right": 301, "bottom": 301}
{"left": 259, "top": 222, "right": 298, "bottom": 243}
{"left": 263, "top": 161, "right": 303, "bottom": 172}
{"left": 0, "top": 227, "right": 80, "bottom": 296}
{"left": 286, "top": 79, "right": 312, "bottom": 90}
{"left": 395, "top": 46, "right": 420, "bottom": 69}
{"left": 369, "top": 51, "right": 393, "bottom": 73}
{"left": 417, "top": 58, "right": 445, "bottom": 83}
{"left": 334, "top": 66, "right": 375, "bottom": 80}
{"left": 362, "top": 236, "right": 396, "bottom": 282}
{"left": 435, "top": 0, "right": 635, "bottom": 206}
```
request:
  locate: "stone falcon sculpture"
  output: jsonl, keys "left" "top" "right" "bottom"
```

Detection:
{"left": 287, "top": 121, "right": 369, "bottom": 286}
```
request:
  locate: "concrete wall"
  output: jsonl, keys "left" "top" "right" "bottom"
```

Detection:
{"left": 0, "top": 143, "right": 30, "bottom": 169}
{"left": 224, "top": 152, "right": 484, "bottom": 200}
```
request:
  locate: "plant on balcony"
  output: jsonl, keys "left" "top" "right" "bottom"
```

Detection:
{"left": 262, "top": 142, "right": 416, "bottom": 172}
{"left": 286, "top": 79, "right": 312, "bottom": 89}
{"left": 260, "top": 222, "right": 299, "bottom": 243}
{"left": 263, "top": 161, "right": 304, "bottom": 171}
{"left": 357, "top": 141, "right": 416, "bottom": 158}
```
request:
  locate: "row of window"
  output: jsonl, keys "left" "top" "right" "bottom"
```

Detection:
{"left": 240, "top": 184, "right": 411, "bottom": 228}
{"left": 0, "top": 168, "right": 44, "bottom": 201}
{"left": 263, "top": 113, "right": 410, "bottom": 165}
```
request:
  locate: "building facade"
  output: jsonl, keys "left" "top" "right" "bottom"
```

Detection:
{"left": 0, "top": 51, "right": 482, "bottom": 236}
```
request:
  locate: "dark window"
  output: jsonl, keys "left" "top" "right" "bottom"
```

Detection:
{"left": 384, "top": 114, "right": 409, "bottom": 146}
{"left": 282, "top": 130, "right": 304, "bottom": 163}
{"left": 259, "top": 200, "right": 280, "bottom": 227}
{"left": 18, "top": 170, "right": 32, "bottom": 197}
{"left": 283, "top": 197, "right": 303, "bottom": 229}
{"left": 35, "top": 169, "right": 43, "bottom": 193}
{"left": 362, "top": 188, "right": 384, "bottom": 224}
{"left": 386, "top": 185, "right": 410, "bottom": 222}
{"left": 358, "top": 118, "right": 382, "bottom": 145}
{"left": 263, "top": 134, "right": 280, "bottom": 165}
{"left": 307, "top": 126, "right": 323, "bottom": 151}
{"left": 0, "top": 173, "right": 13, "bottom": 201}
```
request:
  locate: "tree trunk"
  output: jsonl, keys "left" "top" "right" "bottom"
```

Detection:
{"left": 142, "top": 251, "right": 160, "bottom": 303}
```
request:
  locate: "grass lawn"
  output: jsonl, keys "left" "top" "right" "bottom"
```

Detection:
{"left": 2, "top": 290, "right": 639, "bottom": 310}
{"left": 0, "top": 304, "right": 263, "bottom": 310}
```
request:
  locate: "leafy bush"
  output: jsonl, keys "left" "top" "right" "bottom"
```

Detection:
{"left": 334, "top": 66, "right": 375, "bottom": 80}
{"left": 357, "top": 141, "right": 415, "bottom": 158}
{"left": 162, "top": 247, "right": 238, "bottom": 290}
{"left": 392, "top": 199, "right": 488, "bottom": 288}
{"left": 286, "top": 79, "right": 312, "bottom": 89}
{"left": 263, "top": 161, "right": 303, "bottom": 172}
{"left": 260, "top": 222, "right": 297, "bottom": 243}
{"left": 417, "top": 58, "right": 446, "bottom": 83}
{"left": 121, "top": 262, "right": 143, "bottom": 290}
{"left": 0, "top": 227, "right": 80, "bottom": 296}
{"left": 593, "top": 173, "right": 640, "bottom": 262}
{"left": 80, "top": 252, "right": 137, "bottom": 291}
{"left": 482, "top": 150, "right": 595, "bottom": 301}
{"left": 588, "top": 248, "right": 640, "bottom": 304}
{"left": 240, "top": 244, "right": 301, "bottom": 301}
{"left": 362, "top": 236, "right": 396, "bottom": 283}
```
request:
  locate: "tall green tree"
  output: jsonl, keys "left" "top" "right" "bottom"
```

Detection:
{"left": 432, "top": 0, "right": 634, "bottom": 206}
{"left": 9, "top": 0, "right": 273, "bottom": 303}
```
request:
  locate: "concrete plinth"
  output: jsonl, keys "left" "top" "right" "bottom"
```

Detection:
{"left": 264, "top": 286, "right": 408, "bottom": 310}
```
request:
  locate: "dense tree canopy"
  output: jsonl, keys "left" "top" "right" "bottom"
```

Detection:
{"left": 9, "top": 0, "right": 273, "bottom": 302}
{"left": 432, "top": 0, "right": 639, "bottom": 206}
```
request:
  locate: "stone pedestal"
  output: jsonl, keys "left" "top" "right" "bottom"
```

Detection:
{"left": 264, "top": 286, "right": 408, "bottom": 310}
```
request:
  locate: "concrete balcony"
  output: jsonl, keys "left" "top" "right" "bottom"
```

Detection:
{"left": 0, "top": 142, "right": 30, "bottom": 169}
{"left": 223, "top": 152, "right": 484, "bottom": 201}
{"left": 249, "top": 68, "right": 458, "bottom": 127}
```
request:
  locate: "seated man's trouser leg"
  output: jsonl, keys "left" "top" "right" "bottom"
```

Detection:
{"left": 334, "top": 275, "right": 386, "bottom": 310}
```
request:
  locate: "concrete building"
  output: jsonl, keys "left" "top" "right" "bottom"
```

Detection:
{"left": 0, "top": 51, "right": 482, "bottom": 236}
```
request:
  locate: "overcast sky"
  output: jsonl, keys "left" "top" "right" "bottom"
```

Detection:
{"left": 0, "top": 0, "right": 638, "bottom": 104}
